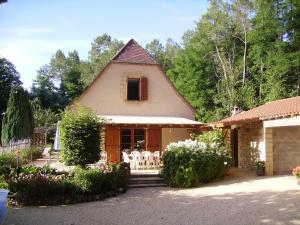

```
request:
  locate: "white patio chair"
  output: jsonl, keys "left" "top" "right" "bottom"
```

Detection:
{"left": 142, "top": 151, "right": 154, "bottom": 169}
{"left": 122, "top": 151, "right": 130, "bottom": 163}
{"left": 122, "top": 151, "right": 136, "bottom": 169}
{"left": 130, "top": 151, "right": 141, "bottom": 170}
{"left": 153, "top": 151, "right": 161, "bottom": 168}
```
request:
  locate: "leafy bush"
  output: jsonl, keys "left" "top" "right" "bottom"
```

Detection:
{"left": 73, "top": 163, "right": 128, "bottom": 194}
{"left": 0, "top": 153, "right": 17, "bottom": 173}
{"left": 60, "top": 106, "right": 104, "bottom": 166}
{"left": 101, "top": 163, "right": 129, "bottom": 192}
{"left": 161, "top": 139, "right": 231, "bottom": 187}
{"left": 72, "top": 167, "right": 104, "bottom": 194}
{"left": 7, "top": 162, "right": 129, "bottom": 205}
{"left": 19, "top": 147, "right": 42, "bottom": 163}
{"left": 15, "top": 174, "right": 69, "bottom": 200}
{"left": 0, "top": 175, "right": 8, "bottom": 189}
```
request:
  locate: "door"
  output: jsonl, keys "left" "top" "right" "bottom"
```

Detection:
{"left": 105, "top": 127, "right": 120, "bottom": 162}
{"left": 146, "top": 128, "right": 161, "bottom": 152}
{"left": 120, "top": 128, "right": 146, "bottom": 152}
{"left": 231, "top": 128, "right": 238, "bottom": 167}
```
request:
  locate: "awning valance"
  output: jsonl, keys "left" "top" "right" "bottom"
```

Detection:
{"left": 100, "top": 115, "right": 203, "bottom": 128}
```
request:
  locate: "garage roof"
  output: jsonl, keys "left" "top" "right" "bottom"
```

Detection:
{"left": 220, "top": 96, "right": 300, "bottom": 125}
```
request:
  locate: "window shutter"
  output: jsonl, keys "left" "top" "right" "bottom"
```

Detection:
{"left": 140, "top": 77, "right": 148, "bottom": 100}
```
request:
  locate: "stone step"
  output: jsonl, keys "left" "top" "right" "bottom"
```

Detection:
{"left": 129, "top": 177, "right": 165, "bottom": 185}
{"left": 128, "top": 183, "right": 168, "bottom": 188}
{"left": 130, "top": 173, "right": 160, "bottom": 178}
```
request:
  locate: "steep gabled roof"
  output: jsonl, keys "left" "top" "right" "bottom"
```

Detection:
{"left": 220, "top": 96, "right": 300, "bottom": 125}
{"left": 70, "top": 39, "right": 196, "bottom": 115}
{"left": 112, "top": 39, "right": 158, "bottom": 64}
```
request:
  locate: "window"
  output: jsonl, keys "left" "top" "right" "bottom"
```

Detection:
{"left": 127, "top": 79, "right": 140, "bottom": 100}
{"left": 120, "top": 128, "right": 145, "bottom": 152}
{"left": 127, "top": 77, "right": 148, "bottom": 101}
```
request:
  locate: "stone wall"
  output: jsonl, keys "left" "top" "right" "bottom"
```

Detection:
{"left": 237, "top": 122, "right": 264, "bottom": 169}
{"left": 273, "top": 126, "right": 300, "bottom": 174}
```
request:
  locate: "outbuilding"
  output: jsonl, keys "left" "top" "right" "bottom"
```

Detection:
{"left": 217, "top": 96, "right": 300, "bottom": 175}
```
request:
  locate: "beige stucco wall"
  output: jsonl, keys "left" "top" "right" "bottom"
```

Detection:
{"left": 161, "top": 128, "right": 191, "bottom": 151}
{"left": 273, "top": 126, "right": 300, "bottom": 174}
{"left": 74, "top": 63, "right": 195, "bottom": 119}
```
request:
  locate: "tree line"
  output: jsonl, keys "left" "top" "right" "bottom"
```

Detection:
{"left": 1, "top": 0, "right": 300, "bottom": 133}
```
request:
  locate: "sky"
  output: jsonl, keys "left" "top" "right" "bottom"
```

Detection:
{"left": 0, "top": 0, "right": 209, "bottom": 89}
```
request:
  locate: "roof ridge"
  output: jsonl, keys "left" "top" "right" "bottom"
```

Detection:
{"left": 111, "top": 38, "right": 158, "bottom": 64}
{"left": 111, "top": 39, "right": 135, "bottom": 61}
{"left": 265, "top": 95, "right": 300, "bottom": 104}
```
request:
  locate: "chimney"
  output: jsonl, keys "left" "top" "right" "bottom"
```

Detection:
{"left": 231, "top": 105, "right": 241, "bottom": 116}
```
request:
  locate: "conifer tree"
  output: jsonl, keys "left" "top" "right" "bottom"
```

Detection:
{"left": 1, "top": 87, "right": 34, "bottom": 145}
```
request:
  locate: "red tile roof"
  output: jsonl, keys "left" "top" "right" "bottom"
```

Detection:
{"left": 112, "top": 39, "right": 158, "bottom": 64}
{"left": 221, "top": 96, "right": 300, "bottom": 125}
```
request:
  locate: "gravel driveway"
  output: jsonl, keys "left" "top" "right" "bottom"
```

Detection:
{"left": 3, "top": 169, "right": 300, "bottom": 225}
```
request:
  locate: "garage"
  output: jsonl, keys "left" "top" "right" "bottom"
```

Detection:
{"left": 219, "top": 96, "right": 300, "bottom": 176}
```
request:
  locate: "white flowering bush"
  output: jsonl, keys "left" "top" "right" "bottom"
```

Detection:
{"left": 162, "top": 138, "right": 231, "bottom": 188}
{"left": 166, "top": 139, "right": 207, "bottom": 152}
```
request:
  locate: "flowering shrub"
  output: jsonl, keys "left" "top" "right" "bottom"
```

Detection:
{"left": 292, "top": 166, "right": 300, "bottom": 178}
{"left": 162, "top": 139, "right": 231, "bottom": 187}
{"left": 7, "top": 162, "right": 129, "bottom": 205}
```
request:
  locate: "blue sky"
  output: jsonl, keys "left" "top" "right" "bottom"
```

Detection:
{"left": 0, "top": 0, "right": 209, "bottom": 89}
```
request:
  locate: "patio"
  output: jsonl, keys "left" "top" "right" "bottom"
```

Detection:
{"left": 3, "top": 169, "right": 300, "bottom": 225}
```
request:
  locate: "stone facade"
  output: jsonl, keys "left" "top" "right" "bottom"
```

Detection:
{"left": 237, "top": 122, "right": 263, "bottom": 169}
{"left": 272, "top": 126, "right": 300, "bottom": 174}
{"left": 225, "top": 122, "right": 300, "bottom": 175}
{"left": 265, "top": 128, "right": 273, "bottom": 176}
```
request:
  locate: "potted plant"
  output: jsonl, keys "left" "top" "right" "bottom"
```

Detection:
{"left": 255, "top": 160, "right": 265, "bottom": 176}
{"left": 292, "top": 166, "right": 300, "bottom": 185}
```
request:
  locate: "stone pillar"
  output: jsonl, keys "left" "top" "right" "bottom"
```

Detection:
{"left": 265, "top": 127, "right": 273, "bottom": 175}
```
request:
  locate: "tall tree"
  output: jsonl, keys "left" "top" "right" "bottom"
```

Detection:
{"left": 1, "top": 87, "right": 34, "bottom": 145}
{"left": 83, "top": 34, "right": 123, "bottom": 86}
{"left": 0, "top": 58, "right": 22, "bottom": 119}
{"left": 31, "top": 65, "right": 60, "bottom": 111}
{"left": 31, "top": 50, "right": 84, "bottom": 110}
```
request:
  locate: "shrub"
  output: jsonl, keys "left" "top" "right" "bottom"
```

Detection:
{"left": 0, "top": 152, "right": 20, "bottom": 191}
{"left": 72, "top": 167, "right": 104, "bottom": 194}
{"left": 0, "top": 175, "right": 8, "bottom": 189}
{"left": 1, "top": 86, "right": 34, "bottom": 145}
{"left": 101, "top": 163, "right": 129, "bottom": 192}
{"left": 60, "top": 106, "right": 104, "bottom": 167}
{"left": 5, "top": 162, "right": 129, "bottom": 205}
{"left": 15, "top": 174, "right": 69, "bottom": 200}
{"left": 0, "top": 153, "right": 17, "bottom": 172}
{"left": 161, "top": 139, "right": 231, "bottom": 187}
{"left": 72, "top": 164, "right": 128, "bottom": 194}
{"left": 19, "top": 147, "right": 42, "bottom": 163}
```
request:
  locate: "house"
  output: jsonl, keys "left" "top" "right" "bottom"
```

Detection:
{"left": 217, "top": 96, "right": 300, "bottom": 175}
{"left": 71, "top": 39, "right": 202, "bottom": 162}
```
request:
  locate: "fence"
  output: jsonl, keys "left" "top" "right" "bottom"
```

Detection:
{"left": 0, "top": 139, "right": 31, "bottom": 153}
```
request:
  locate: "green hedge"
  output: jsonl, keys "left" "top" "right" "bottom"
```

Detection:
{"left": 161, "top": 139, "right": 231, "bottom": 187}
{"left": 8, "top": 163, "right": 129, "bottom": 205}
{"left": 60, "top": 106, "right": 104, "bottom": 166}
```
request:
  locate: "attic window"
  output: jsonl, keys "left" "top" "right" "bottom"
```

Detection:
{"left": 127, "top": 79, "right": 140, "bottom": 100}
{"left": 127, "top": 77, "right": 148, "bottom": 101}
